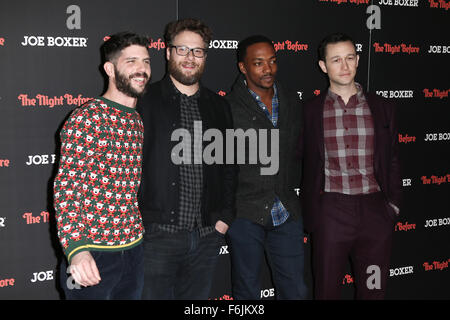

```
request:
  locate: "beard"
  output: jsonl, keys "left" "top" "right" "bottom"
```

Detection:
{"left": 168, "top": 59, "right": 205, "bottom": 86}
{"left": 114, "top": 66, "right": 149, "bottom": 98}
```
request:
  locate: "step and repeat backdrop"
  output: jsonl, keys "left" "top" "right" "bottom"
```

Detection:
{"left": 0, "top": 0, "right": 448, "bottom": 299}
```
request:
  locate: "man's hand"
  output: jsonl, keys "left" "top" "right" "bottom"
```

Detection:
{"left": 215, "top": 220, "right": 229, "bottom": 235}
{"left": 68, "top": 251, "right": 101, "bottom": 287}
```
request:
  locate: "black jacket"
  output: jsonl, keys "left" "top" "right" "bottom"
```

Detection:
{"left": 225, "top": 75, "right": 303, "bottom": 226}
{"left": 136, "top": 75, "right": 237, "bottom": 229}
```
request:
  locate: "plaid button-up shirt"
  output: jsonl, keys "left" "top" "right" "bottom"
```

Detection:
{"left": 323, "top": 83, "right": 380, "bottom": 195}
{"left": 157, "top": 83, "right": 214, "bottom": 237}
{"left": 248, "top": 84, "right": 289, "bottom": 226}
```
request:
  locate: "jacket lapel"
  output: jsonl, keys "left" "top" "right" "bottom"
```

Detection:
{"left": 316, "top": 93, "right": 326, "bottom": 161}
{"left": 365, "top": 92, "right": 384, "bottom": 173}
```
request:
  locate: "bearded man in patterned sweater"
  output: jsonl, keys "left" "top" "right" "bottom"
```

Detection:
{"left": 53, "top": 32, "right": 151, "bottom": 299}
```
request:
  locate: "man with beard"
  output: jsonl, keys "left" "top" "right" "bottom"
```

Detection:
{"left": 225, "top": 35, "right": 307, "bottom": 299}
{"left": 54, "top": 32, "right": 150, "bottom": 299}
{"left": 136, "top": 18, "right": 237, "bottom": 300}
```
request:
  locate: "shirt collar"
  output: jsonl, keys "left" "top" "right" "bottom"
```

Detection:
{"left": 327, "top": 82, "right": 365, "bottom": 104}
{"left": 170, "top": 76, "right": 201, "bottom": 99}
{"left": 244, "top": 80, "right": 278, "bottom": 102}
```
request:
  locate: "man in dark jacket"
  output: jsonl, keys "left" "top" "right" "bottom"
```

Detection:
{"left": 225, "top": 35, "right": 307, "bottom": 300}
{"left": 301, "top": 33, "right": 401, "bottom": 299}
{"left": 136, "top": 18, "right": 237, "bottom": 300}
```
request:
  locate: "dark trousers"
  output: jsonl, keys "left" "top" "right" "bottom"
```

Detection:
{"left": 142, "top": 224, "right": 224, "bottom": 300}
{"left": 60, "top": 244, "right": 144, "bottom": 300}
{"left": 227, "top": 217, "right": 308, "bottom": 300}
{"left": 311, "top": 192, "right": 394, "bottom": 300}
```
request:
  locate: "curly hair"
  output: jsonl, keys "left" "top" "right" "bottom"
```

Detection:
{"left": 164, "top": 18, "right": 212, "bottom": 47}
{"left": 101, "top": 31, "right": 149, "bottom": 63}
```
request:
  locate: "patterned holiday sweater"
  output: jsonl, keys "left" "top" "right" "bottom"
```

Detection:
{"left": 53, "top": 97, "right": 144, "bottom": 263}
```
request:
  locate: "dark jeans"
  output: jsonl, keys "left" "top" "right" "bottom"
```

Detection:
{"left": 312, "top": 192, "right": 394, "bottom": 299}
{"left": 227, "top": 217, "right": 308, "bottom": 300}
{"left": 60, "top": 244, "right": 144, "bottom": 300}
{"left": 142, "top": 224, "right": 224, "bottom": 300}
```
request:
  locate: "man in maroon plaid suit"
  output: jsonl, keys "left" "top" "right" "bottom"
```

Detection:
{"left": 300, "top": 33, "right": 402, "bottom": 299}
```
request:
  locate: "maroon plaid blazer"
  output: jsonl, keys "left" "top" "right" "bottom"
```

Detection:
{"left": 299, "top": 90, "right": 402, "bottom": 233}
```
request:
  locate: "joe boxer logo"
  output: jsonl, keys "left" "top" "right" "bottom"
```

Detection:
{"left": 429, "top": 0, "right": 450, "bottom": 10}
{"left": 30, "top": 270, "right": 54, "bottom": 283}
{"left": 261, "top": 288, "right": 275, "bottom": 299}
{"left": 18, "top": 93, "right": 92, "bottom": 107}
{"left": 26, "top": 154, "right": 56, "bottom": 166}
{"left": 389, "top": 266, "right": 414, "bottom": 277}
{"left": 376, "top": 90, "right": 414, "bottom": 99}
{"left": 428, "top": 45, "right": 450, "bottom": 54}
{"left": 206, "top": 39, "right": 309, "bottom": 53}
{"left": 21, "top": 35, "right": 87, "bottom": 47}
{"left": 373, "top": 42, "right": 420, "bottom": 54}
{"left": 378, "top": 0, "right": 419, "bottom": 7}
{"left": 402, "top": 178, "right": 412, "bottom": 187}
{"left": 424, "top": 132, "right": 450, "bottom": 142}
{"left": 209, "top": 39, "right": 238, "bottom": 49}
{"left": 424, "top": 217, "right": 450, "bottom": 228}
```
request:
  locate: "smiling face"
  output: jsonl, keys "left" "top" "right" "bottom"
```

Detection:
{"left": 166, "top": 30, "right": 207, "bottom": 86}
{"left": 319, "top": 40, "right": 359, "bottom": 89}
{"left": 108, "top": 44, "right": 151, "bottom": 98}
{"left": 238, "top": 42, "right": 277, "bottom": 94}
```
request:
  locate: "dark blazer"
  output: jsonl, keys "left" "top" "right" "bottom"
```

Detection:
{"left": 300, "top": 90, "right": 402, "bottom": 233}
{"left": 136, "top": 75, "right": 238, "bottom": 230}
{"left": 225, "top": 75, "right": 303, "bottom": 226}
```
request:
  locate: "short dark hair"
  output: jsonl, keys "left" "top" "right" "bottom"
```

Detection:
{"left": 164, "top": 18, "right": 212, "bottom": 47}
{"left": 101, "top": 32, "right": 149, "bottom": 63}
{"left": 237, "top": 35, "right": 274, "bottom": 62}
{"left": 318, "top": 32, "right": 356, "bottom": 61}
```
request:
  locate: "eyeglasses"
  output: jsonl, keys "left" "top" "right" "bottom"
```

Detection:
{"left": 170, "top": 45, "right": 208, "bottom": 58}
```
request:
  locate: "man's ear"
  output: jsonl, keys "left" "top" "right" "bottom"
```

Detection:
{"left": 318, "top": 60, "right": 327, "bottom": 74}
{"left": 166, "top": 46, "right": 171, "bottom": 61}
{"left": 238, "top": 62, "right": 247, "bottom": 75}
{"left": 103, "top": 61, "right": 115, "bottom": 78}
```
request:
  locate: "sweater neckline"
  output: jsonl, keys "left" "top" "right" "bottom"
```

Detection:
{"left": 97, "top": 96, "right": 135, "bottom": 114}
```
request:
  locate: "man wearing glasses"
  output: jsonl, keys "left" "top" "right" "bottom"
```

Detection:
{"left": 136, "top": 18, "right": 237, "bottom": 299}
